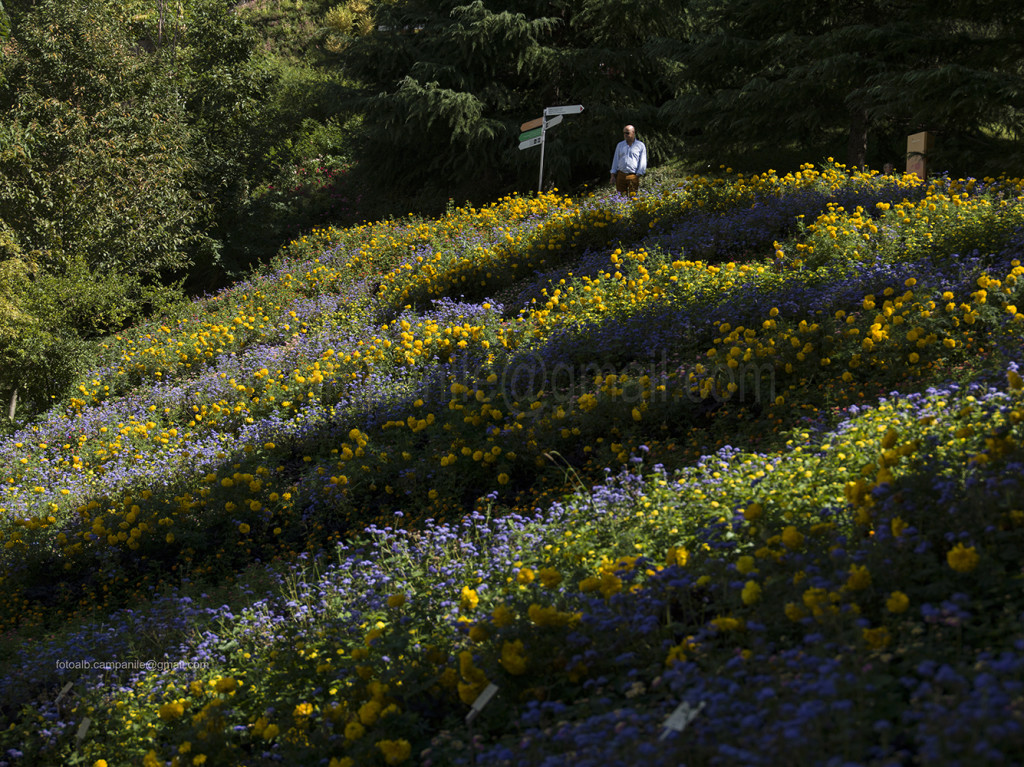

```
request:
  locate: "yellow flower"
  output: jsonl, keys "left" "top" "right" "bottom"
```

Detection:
{"left": 344, "top": 721, "right": 365, "bottom": 740}
{"left": 238, "top": 522, "right": 250, "bottom": 534}
{"left": 538, "top": 567, "right": 562, "bottom": 588}
{"left": 881, "top": 428, "right": 899, "bottom": 449}
{"left": 377, "top": 738, "right": 413, "bottom": 765}
{"left": 845, "top": 564, "right": 872, "bottom": 591}
{"left": 94, "top": 761, "right": 109, "bottom": 767}
{"left": 666, "top": 546, "right": 688, "bottom": 566}
{"left": 500, "top": 639, "right": 528, "bottom": 675}
{"left": 710, "top": 615, "right": 744, "bottom": 632}
{"left": 457, "top": 650, "right": 489, "bottom": 705}
{"left": 781, "top": 525, "right": 804, "bottom": 550}
{"left": 744, "top": 502, "right": 763, "bottom": 521}
{"left": 460, "top": 586, "right": 479, "bottom": 611}
{"left": 358, "top": 700, "right": 382, "bottom": 726}
{"left": 947, "top": 542, "right": 979, "bottom": 573}
{"left": 386, "top": 594, "right": 406, "bottom": 608}
{"left": 665, "top": 645, "right": 687, "bottom": 666}
{"left": 784, "top": 602, "right": 807, "bottom": 622}
{"left": 886, "top": 591, "right": 910, "bottom": 614}
{"left": 516, "top": 567, "right": 535, "bottom": 585}
{"left": 665, "top": 636, "right": 698, "bottom": 667}
{"left": 438, "top": 667, "right": 457, "bottom": 688}
{"left": 527, "top": 603, "right": 575, "bottom": 627}
{"left": 578, "top": 576, "right": 601, "bottom": 593}
{"left": 293, "top": 702, "right": 314, "bottom": 718}
{"left": 158, "top": 701, "right": 185, "bottom": 721}
{"left": 735, "top": 555, "right": 756, "bottom": 575}
{"left": 492, "top": 604, "right": 514, "bottom": 627}
{"left": 329, "top": 758, "right": 355, "bottom": 767}
{"left": 214, "top": 676, "right": 237, "bottom": 693}
{"left": 741, "top": 580, "right": 762, "bottom": 605}
{"left": 599, "top": 571, "right": 622, "bottom": 598}
{"left": 192, "top": 756, "right": 207, "bottom": 767}
{"left": 862, "top": 626, "right": 891, "bottom": 650}
{"left": 262, "top": 723, "right": 280, "bottom": 740}
{"left": 891, "top": 517, "right": 908, "bottom": 538}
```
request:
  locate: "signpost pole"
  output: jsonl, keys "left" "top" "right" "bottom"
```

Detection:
{"left": 517, "top": 106, "right": 583, "bottom": 194}
{"left": 538, "top": 119, "right": 546, "bottom": 192}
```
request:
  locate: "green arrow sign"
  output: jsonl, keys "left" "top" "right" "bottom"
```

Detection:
{"left": 519, "top": 127, "right": 542, "bottom": 142}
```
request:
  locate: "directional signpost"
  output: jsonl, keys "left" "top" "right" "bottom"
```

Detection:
{"left": 544, "top": 105, "right": 584, "bottom": 117}
{"left": 517, "top": 106, "right": 582, "bottom": 191}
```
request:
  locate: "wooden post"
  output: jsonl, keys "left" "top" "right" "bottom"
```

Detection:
{"left": 906, "top": 131, "right": 934, "bottom": 180}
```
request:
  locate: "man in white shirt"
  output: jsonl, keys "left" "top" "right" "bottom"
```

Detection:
{"left": 609, "top": 125, "right": 647, "bottom": 197}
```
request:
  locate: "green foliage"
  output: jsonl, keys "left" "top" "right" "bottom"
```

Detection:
{"left": 665, "top": 0, "right": 1024, "bottom": 172}
{"left": 0, "top": 0, "right": 208, "bottom": 422}
{"left": 241, "top": 0, "right": 336, "bottom": 64}
{"left": 332, "top": 0, "right": 685, "bottom": 201}
{"left": 217, "top": 55, "right": 367, "bottom": 263}
{"left": 0, "top": 250, "right": 31, "bottom": 346}
{"left": 0, "top": 0, "right": 202, "bottom": 278}
{"left": 0, "top": 253, "right": 185, "bottom": 428}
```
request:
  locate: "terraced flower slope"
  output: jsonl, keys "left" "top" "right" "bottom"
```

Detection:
{"left": 2, "top": 164, "right": 1024, "bottom": 766}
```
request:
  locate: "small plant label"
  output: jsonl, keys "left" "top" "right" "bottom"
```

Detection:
{"left": 466, "top": 683, "right": 499, "bottom": 724}
{"left": 659, "top": 700, "right": 706, "bottom": 740}
{"left": 75, "top": 716, "right": 92, "bottom": 746}
{"left": 55, "top": 681, "right": 73, "bottom": 704}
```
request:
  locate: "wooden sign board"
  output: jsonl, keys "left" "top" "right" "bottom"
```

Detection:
{"left": 906, "top": 131, "right": 934, "bottom": 180}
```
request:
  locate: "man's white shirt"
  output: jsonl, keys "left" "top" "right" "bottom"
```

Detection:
{"left": 611, "top": 140, "right": 647, "bottom": 176}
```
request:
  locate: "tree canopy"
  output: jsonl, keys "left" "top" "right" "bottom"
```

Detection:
{"left": 328, "top": 0, "right": 686, "bottom": 200}
{"left": 0, "top": 0, "right": 273, "bottom": 424}
{"left": 663, "top": 0, "right": 1024, "bottom": 171}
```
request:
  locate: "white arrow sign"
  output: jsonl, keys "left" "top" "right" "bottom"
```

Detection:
{"left": 544, "top": 114, "right": 564, "bottom": 129}
{"left": 519, "top": 136, "right": 544, "bottom": 150}
{"left": 545, "top": 104, "right": 584, "bottom": 117}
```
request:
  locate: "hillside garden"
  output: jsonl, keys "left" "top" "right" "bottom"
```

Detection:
{"left": 1, "top": 164, "right": 1024, "bottom": 765}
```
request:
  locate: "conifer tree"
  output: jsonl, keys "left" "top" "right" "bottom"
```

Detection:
{"left": 328, "top": 0, "right": 685, "bottom": 201}
{"left": 664, "top": 0, "right": 1024, "bottom": 171}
